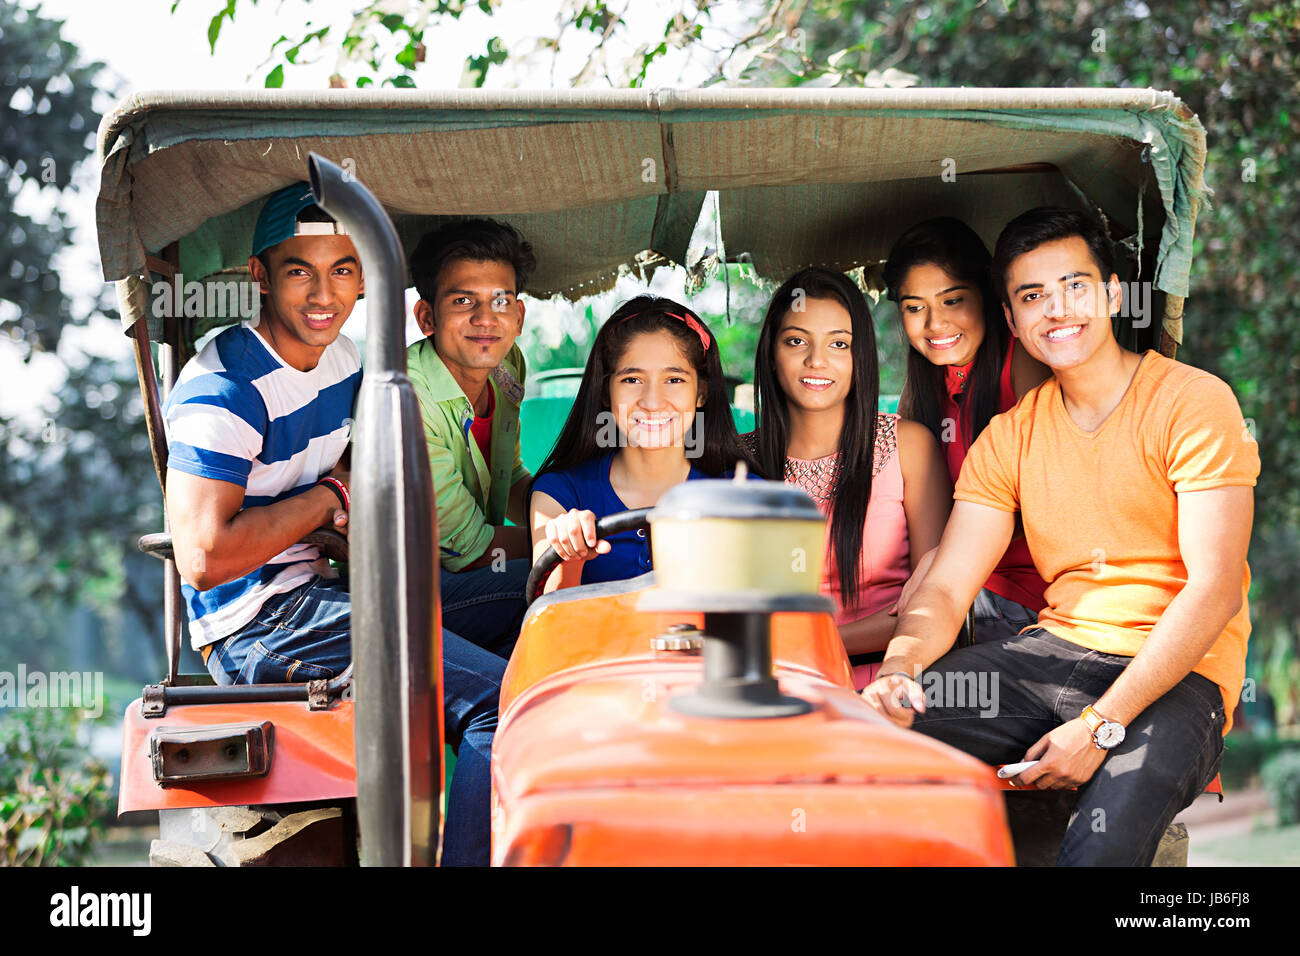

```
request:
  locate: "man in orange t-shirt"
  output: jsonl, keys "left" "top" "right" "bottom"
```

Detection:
{"left": 862, "top": 207, "right": 1259, "bottom": 866}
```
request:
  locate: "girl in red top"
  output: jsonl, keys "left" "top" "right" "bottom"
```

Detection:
{"left": 884, "top": 217, "right": 1051, "bottom": 643}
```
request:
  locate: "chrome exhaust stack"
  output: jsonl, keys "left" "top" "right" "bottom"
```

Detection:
{"left": 309, "top": 154, "right": 443, "bottom": 866}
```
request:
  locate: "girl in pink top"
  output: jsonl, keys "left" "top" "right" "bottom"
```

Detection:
{"left": 883, "top": 217, "right": 1051, "bottom": 642}
{"left": 748, "top": 268, "right": 952, "bottom": 689}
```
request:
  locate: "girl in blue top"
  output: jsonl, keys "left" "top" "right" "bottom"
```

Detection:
{"left": 530, "top": 295, "right": 761, "bottom": 593}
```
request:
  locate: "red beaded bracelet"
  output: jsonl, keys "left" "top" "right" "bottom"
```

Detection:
{"left": 317, "top": 476, "right": 349, "bottom": 512}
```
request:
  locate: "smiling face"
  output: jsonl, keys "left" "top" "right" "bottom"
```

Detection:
{"left": 1002, "top": 235, "right": 1121, "bottom": 371}
{"left": 249, "top": 234, "right": 363, "bottom": 371}
{"left": 772, "top": 296, "right": 854, "bottom": 413}
{"left": 896, "top": 262, "right": 986, "bottom": 367}
{"left": 415, "top": 258, "right": 524, "bottom": 377}
{"left": 607, "top": 330, "right": 704, "bottom": 450}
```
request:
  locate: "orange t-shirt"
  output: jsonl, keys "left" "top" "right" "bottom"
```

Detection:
{"left": 954, "top": 351, "right": 1259, "bottom": 731}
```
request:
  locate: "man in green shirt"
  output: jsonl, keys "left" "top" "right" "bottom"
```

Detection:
{"left": 407, "top": 219, "right": 536, "bottom": 658}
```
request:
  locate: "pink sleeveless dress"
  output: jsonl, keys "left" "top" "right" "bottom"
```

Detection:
{"left": 747, "top": 415, "right": 908, "bottom": 690}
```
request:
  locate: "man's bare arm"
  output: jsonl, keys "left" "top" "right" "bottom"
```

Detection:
{"left": 882, "top": 501, "right": 1014, "bottom": 670}
{"left": 167, "top": 469, "right": 346, "bottom": 591}
{"left": 862, "top": 500, "right": 1014, "bottom": 726}
{"left": 1093, "top": 485, "right": 1253, "bottom": 726}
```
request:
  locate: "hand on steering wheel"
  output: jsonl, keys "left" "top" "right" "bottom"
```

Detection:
{"left": 544, "top": 508, "right": 612, "bottom": 563}
{"left": 525, "top": 508, "right": 652, "bottom": 605}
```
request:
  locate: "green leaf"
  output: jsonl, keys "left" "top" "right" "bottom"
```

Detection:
{"left": 264, "top": 64, "right": 284, "bottom": 88}
{"left": 206, "top": 12, "right": 224, "bottom": 54}
{"left": 395, "top": 42, "right": 419, "bottom": 69}
{"left": 380, "top": 13, "right": 407, "bottom": 33}
{"left": 390, "top": 74, "right": 416, "bottom": 88}
{"left": 356, "top": 75, "right": 374, "bottom": 88}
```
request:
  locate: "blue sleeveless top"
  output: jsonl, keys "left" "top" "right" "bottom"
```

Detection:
{"left": 533, "top": 452, "right": 748, "bottom": 585}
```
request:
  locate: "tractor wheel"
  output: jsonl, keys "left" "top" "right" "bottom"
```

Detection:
{"left": 149, "top": 799, "right": 359, "bottom": 867}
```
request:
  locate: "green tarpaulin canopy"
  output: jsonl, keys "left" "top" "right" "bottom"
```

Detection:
{"left": 95, "top": 87, "right": 1207, "bottom": 347}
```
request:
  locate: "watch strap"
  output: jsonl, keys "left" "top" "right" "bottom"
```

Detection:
{"left": 1080, "top": 704, "right": 1106, "bottom": 733}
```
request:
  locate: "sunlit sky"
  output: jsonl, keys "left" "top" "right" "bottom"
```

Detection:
{"left": 4, "top": 0, "right": 762, "bottom": 423}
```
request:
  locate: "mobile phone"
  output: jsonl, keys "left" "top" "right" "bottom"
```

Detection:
{"left": 997, "top": 760, "right": 1040, "bottom": 779}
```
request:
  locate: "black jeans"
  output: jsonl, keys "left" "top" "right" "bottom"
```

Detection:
{"left": 911, "top": 628, "right": 1226, "bottom": 866}
{"left": 969, "top": 587, "right": 1039, "bottom": 645}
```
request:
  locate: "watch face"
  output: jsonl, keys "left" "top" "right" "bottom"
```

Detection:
{"left": 1095, "top": 722, "right": 1126, "bottom": 749}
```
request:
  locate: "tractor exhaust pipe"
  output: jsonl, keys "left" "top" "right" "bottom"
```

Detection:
{"left": 308, "top": 154, "right": 444, "bottom": 866}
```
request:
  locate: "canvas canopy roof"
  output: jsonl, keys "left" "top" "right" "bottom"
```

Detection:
{"left": 95, "top": 87, "right": 1207, "bottom": 346}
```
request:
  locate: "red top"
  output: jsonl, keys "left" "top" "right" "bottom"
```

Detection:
{"left": 939, "top": 338, "right": 1046, "bottom": 613}
{"left": 469, "top": 384, "right": 494, "bottom": 468}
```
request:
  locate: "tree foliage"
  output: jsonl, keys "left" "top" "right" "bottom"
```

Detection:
{"left": 0, "top": 5, "right": 161, "bottom": 678}
{"left": 0, "top": 1, "right": 103, "bottom": 357}
{"left": 179, "top": 0, "right": 723, "bottom": 88}
{"left": 0, "top": 707, "right": 112, "bottom": 866}
{"left": 0, "top": 352, "right": 165, "bottom": 676}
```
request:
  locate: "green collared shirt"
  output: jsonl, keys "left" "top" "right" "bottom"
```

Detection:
{"left": 407, "top": 337, "right": 529, "bottom": 571}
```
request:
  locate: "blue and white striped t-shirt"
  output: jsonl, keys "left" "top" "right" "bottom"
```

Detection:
{"left": 163, "top": 323, "right": 362, "bottom": 649}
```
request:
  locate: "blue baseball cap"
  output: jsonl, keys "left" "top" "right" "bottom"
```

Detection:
{"left": 250, "top": 182, "right": 348, "bottom": 257}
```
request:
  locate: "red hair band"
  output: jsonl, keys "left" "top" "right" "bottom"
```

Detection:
{"left": 617, "top": 309, "right": 711, "bottom": 352}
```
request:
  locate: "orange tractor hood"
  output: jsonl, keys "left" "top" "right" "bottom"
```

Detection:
{"left": 498, "top": 660, "right": 998, "bottom": 794}
{"left": 492, "top": 586, "right": 1014, "bottom": 866}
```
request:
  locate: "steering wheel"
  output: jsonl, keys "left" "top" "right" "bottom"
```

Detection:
{"left": 525, "top": 508, "right": 652, "bottom": 606}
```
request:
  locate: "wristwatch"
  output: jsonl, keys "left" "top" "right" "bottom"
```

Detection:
{"left": 1081, "top": 705, "right": 1126, "bottom": 750}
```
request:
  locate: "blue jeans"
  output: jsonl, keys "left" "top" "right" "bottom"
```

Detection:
{"left": 440, "top": 558, "right": 530, "bottom": 659}
{"left": 911, "top": 627, "right": 1226, "bottom": 866}
{"left": 206, "top": 575, "right": 503, "bottom": 866}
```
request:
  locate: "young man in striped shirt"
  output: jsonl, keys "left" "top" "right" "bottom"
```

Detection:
{"left": 163, "top": 183, "right": 502, "bottom": 864}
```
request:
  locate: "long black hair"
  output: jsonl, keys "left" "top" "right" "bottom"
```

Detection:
{"left": 883, "top": 217, "right": 1008, "bottom": 451}
{"left": 754, "top": 268, "right": 879, "bottom": 611}
{"left": 535, "top": 294, "right": 760, "bottom": 481}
